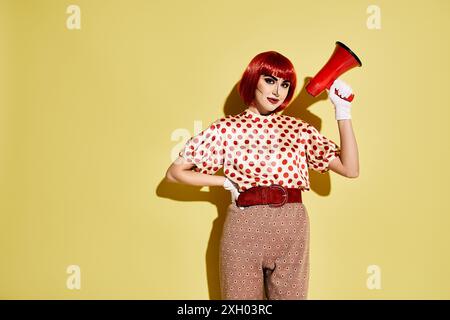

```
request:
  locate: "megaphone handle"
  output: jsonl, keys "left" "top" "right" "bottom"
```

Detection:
{"left": 334, "top": 88, "right": 355, "bottom": 102}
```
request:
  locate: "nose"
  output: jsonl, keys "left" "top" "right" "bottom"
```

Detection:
{"left": 272, "top": 85, "right": 280, "bottom": 97}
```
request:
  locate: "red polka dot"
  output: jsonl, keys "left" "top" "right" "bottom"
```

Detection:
{"left": 183, "top": 114, "right": 324, "bottom": 192}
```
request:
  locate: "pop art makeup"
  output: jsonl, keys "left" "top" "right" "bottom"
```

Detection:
{"left": 251, "top": 74, "right": 291, "bottom": 114}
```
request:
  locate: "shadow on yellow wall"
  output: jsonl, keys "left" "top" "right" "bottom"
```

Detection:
{"left": 157, "top": 76, "right": 335, "bottom": 299}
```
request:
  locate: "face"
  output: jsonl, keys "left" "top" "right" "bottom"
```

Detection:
{"left": 251, "top": 74, "right": 291, "bottom": 114}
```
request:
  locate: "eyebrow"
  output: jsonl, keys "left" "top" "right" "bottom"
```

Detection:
{"left": 263, "top": 74, "right": 291, "bottom": 83}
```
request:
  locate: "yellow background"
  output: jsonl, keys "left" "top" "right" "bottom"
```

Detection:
{"left": 1, "top": 0, "right": 449, "bottom": 299}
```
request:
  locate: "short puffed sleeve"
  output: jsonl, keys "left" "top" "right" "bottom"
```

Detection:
{"left": 178, "top": 119, "right": 225, "bottom": 175}
{"left": 304, "top": 124, "right": 341, "bottom": 174}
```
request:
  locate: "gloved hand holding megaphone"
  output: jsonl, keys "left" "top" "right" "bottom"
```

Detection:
{"left": 327, "top": 78, "right": 353, "bottom": 120}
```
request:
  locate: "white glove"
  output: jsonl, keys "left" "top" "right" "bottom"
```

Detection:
{"left": 223, "top": 177, "right": 240, "bottom": 203}
{"left": 327, "top": 79, "right": 353, "bottom": 120}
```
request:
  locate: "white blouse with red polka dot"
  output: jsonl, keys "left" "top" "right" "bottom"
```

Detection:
{"left": 178, "top": 108, "right": 341, "bottom": 192}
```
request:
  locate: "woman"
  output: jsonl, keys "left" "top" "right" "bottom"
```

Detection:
{"left": 165, "top": 51, "right": 359, "bottom": 300}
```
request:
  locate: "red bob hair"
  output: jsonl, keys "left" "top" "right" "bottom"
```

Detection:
{"left": 238, "top": 51, "right": 297, "bottom": 113}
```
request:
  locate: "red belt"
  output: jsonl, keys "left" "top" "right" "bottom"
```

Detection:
{"left": 235, "top": 185, "right": 302, "bottom": 208}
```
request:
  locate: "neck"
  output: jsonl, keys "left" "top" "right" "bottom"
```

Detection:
{"left": 248, "top": 105, "right": 273, "bottom": 116}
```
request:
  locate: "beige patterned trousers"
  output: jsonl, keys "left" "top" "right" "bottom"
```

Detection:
{"left": 219, "top": 202, "right": 310, "bottom": 300}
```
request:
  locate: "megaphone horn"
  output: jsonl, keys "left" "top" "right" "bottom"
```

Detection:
{"left": 306, "top": 41, "right": 362, "bottom": 102}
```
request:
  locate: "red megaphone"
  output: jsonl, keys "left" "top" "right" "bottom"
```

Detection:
{"left": 306, "top": 41, "right": 362, "bottom": 102}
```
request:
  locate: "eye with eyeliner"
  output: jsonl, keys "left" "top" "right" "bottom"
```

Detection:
{"left": 264, "top": 77, "right": 290, "bottom": 88}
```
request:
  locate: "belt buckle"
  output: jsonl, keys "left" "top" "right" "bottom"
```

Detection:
{"left": 268, "top": 185, "right": 288, "bottom": 208}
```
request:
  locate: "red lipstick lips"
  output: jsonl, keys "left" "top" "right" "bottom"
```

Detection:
{"left": 267, "top": 97, "right": 279, "bottom": 104}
